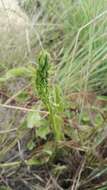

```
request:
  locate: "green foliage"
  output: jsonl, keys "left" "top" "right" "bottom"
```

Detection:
{"left": 0, "top": 66, "right": 35, "bottom": 82}
{"left": 0, "top": 186, "right": 11, "bottom": 190}
{"left": 16, "top": 91, "right": 29, "bottom": 102}
{"left": 94, "top": 113, "right": 104, "bottom": 127}
{"left": 27, "top": 140, "right": 35, "bottom": 150}
{"left": 36, "top": 51, "right": 49, "bottom": 105}
{"left": 97, "top": 96, "right": 107, "bottom": 101}
{"left": 1, "top": 1, "right": 107, "bottom": 189}
{"left": 38, "top": 0, "right": 107, "bottom": 94}
{"left": 97, "top": 187, "right": 107, "bottom": 190}
{"left": 36, "top": 51, "right": 64, "bottom": 141}
{"left": 36, "top": 125, "right": 50, "bottom": 139}
{"left": 27, "top": 111, "right": 42, "bottom": 129}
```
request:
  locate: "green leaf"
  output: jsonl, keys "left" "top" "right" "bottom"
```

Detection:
{"left": 27, "top": 158, "right": 43, "bottom": 166}
{"left": 97, "top": 96, "right": 107, "bottom": 101}
{"left": 53, "top": 114, "right": 64, "bottom": 141}
{"left": 80, "top": 112, "right": 90, "bottom": 124}
{"left": 0, "top": 67, "right": 34, "bottom": 82}
{"left": 54, "top": 85, "right": 64, "bottom": 112}
{"left": 27, "top": 111, "right": 42, "bottom": 129}
{"left": 94, "top": 113, "right": 103, "bottom": 127}
{"left": 27, "top": 140, "right": 35, "bottom": 150}
{"left": 52, "top": 165, "right": 67, "bottom": 176}
{"left": 36, "top": 125, "right": 50, "bottom": 139}
{"left": 97, "top": 187, "right": 107, "bottom": 190}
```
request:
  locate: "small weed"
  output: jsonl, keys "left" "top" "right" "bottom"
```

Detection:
{"left": 36, "top": 51, "right": 64, "bottom": 142}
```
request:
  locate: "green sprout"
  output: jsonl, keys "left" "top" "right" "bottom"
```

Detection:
{"left": 36, "top": 51, "right": 64, "bottom": 142}
{"left": 36, "top": 51, "right": 49, "bottom": 105}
